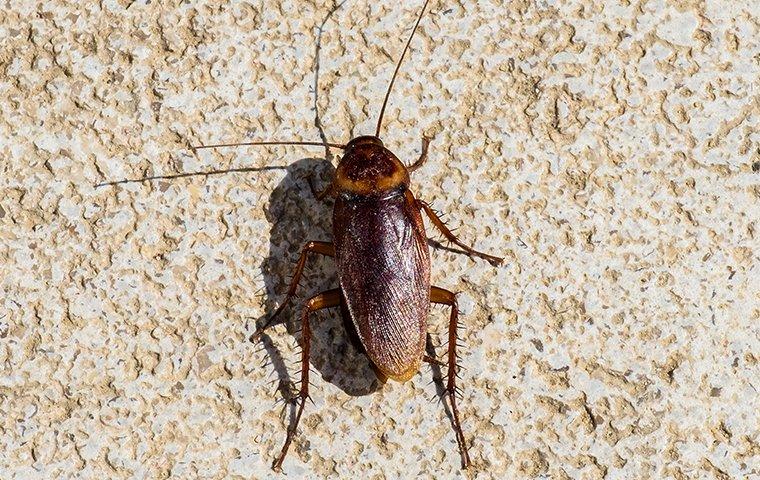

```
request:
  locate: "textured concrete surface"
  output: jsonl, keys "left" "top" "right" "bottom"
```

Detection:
{"left": 1, "top": 1, "right": 759, "bottom": 478}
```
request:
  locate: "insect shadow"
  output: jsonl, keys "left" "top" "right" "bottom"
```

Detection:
{"left": 255, "top": 157, "right": 386, "bottom": 399}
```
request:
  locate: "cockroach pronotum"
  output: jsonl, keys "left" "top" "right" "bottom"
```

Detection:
{"left": 97, "top": 0, "right": 503, "bottom": 471}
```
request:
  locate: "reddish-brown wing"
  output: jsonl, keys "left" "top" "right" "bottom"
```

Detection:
{"left": 333, "top": 190, "right": 431, "bottom": 381}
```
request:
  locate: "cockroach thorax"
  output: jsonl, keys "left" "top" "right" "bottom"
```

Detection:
{"left": 334, "top": 136, "right": 410, "bottom": 197}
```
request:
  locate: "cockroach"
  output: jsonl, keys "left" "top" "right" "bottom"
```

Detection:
{"left": 97, "top": 0, "right": 502, "bottom": 471}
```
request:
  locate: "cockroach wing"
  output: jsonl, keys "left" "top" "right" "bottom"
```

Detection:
{"left": 333, "top": 190, "right": 431, "bottom": 381}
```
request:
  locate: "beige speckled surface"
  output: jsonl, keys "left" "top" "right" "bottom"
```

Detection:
{"left": 1, "top": 1, "right": 759, "bottom": 479}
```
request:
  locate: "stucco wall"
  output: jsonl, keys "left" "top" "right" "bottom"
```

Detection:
{"left": 1, "top": 1, "right": 758, "bottom": 478}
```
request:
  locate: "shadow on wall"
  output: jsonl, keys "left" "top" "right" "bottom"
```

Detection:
{"left": 255, "top": 157, "right": 384, "bottom": 399}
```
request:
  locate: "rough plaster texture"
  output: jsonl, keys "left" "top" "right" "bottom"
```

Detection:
{"left": 1, "top": 0, "right": 759, "bottom": 479}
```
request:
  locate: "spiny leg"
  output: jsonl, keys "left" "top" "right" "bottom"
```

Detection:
{"left": 430, "top": 286, "right": 471, "bottom": 469}
{"left": 251, "top": 241, "right": 335, "bottom": 342}
{"left": 407, "top": 135, "right": 431, "bottom": 173}
{"left": 272, "top": 288, "right": 341, "bottom": 471}
{"left": 417, "top": 199, "right": 503, "bottom": 267}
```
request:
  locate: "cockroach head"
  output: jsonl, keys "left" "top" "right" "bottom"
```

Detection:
{"left": 334, "top": 136, "right": 410, "bottom": 197}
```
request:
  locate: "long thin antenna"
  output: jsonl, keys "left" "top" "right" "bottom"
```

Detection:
{"left": 192, "top": 140, "right": 346, "bottom": 150}
{"left": 95, "top": 165, "right": 287, "bottom": 187}
{"left": 95, "top": 140, "right": 346, "bottom": 187}
{"left": 375, "top": 0, "right": 432, "bottom": 137}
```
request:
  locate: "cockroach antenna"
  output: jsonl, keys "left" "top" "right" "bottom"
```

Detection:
{"left": 375, "top": 0, "right": 432, "bottom": 137}
{"left": 94, "top": 140, "right": 346, "bottom": 187}
{"left": 191, "top": 140, "right": 346, "bottom": 151}
{"left": 94, "top": 165, "right": 287, "bottom": 188}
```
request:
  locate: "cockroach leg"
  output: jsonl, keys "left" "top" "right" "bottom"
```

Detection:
{"left": 417, "top": 200, "right": 503, "bottom": 267}
{"left": 272, "top": 288, "right": 341, "bottom": 472}
{"left": 430, "top": 286, "right": 471, "bottom": 469}
{"left": 250, "top": 241, "right": 335, "bottom": 343}
{"left": 407, "top": 136, "right": 431, "bottom": 173}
